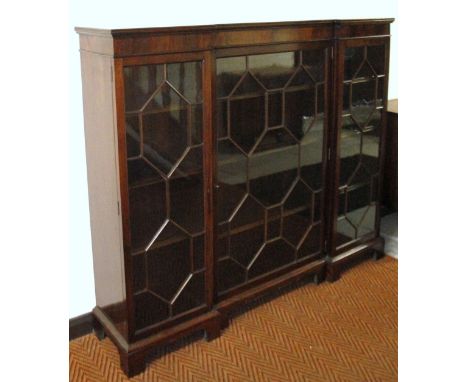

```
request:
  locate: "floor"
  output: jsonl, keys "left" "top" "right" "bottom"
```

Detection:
{"left": 70, "top": 257, "right": 397, "bottom": 381}
{"left": 381, "top": 213, "right": 398, "bottom": 258}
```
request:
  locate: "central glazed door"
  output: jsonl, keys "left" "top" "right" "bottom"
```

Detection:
{"left": 214, "top": 43, "right": 331, "bottom": 299}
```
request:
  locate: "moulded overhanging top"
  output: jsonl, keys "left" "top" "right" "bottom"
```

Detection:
{"left": 74, "top": 18, "right": 395, "bottom": 36}
{"left": 75, "top": 18, "right": 395, "bottom": 58}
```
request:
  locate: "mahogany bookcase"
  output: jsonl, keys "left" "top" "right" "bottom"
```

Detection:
{"left": 76, "top": 18, "right": 393, "bottom": 377}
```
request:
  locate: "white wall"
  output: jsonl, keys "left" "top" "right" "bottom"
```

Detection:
{"left": 69, "top": 0, "right": 397, "bottom": 318}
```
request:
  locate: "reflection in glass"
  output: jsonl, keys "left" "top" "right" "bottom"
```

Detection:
{"left": 367, "top": 45, "right": 386, "bottom": 75}
{"left": 141, "top": 85, "right": 189, "bottom": 175}
{"left": 302, "top": 49, "right": 326, "bottom": 81}
{"left": 226, "top": 195, "right": 265, "bottom": 270}
{"left": 167, "top": 61, "right": 203, "bottom": 104}
{"left": 268, "top": 92, "right": 283, "bottom": 127}
{"left": 126, "top": 116, "right": 140, "bottom": 158}
{"left": 123, "top": 60, "right": 206, "bottom": 331}
{"left": 215, "top": 48, "right": 327, "bottom": 295}
{"left": 285, "top": 72, "right": 315, "bottom": 140}
{"left": 216, "top": 56, "right": 246, "bottom": 97}
{"left": 229, "top": 73, "right": 265, "bottom": 153}
{"left": 249, "top": 52, "right": 297, "bottom": 89}
{"left": 217, "top": 139, "right": 248, "bottom": 223}
{"left": 124, "top": 64, "right": 164, "bottom": 112}
{"left": 337, "top": 45, "right": 386, "bottom": 248}
{"left": 249, "top": 129, "right": 298, "bottom": 206}
{"left": 170, "top": 147, "right": 204, "bottom": 234}
{"left": 129, "top": 180, "right": 166, "bottom": 251}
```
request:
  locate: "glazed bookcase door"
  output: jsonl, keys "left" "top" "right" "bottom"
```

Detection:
{"left": 334, "top": 38, "right": 389, "bottom": 252}
{"left": 121, "top": 55, "right": 208, "bottom": 336}
{"left": 214, "top": 44, "right": 329, "bottom": 298}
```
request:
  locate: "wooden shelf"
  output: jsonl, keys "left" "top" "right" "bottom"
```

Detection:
{"left": 130, "top": 204, "right": 311, "bottom": 257}
{"left": 126, "top": 102, "right": 201, "bottom": 117}
{"left": 218, "top": 83, "right": 323, "bottom": 102}
{"left": 343, "top": 74, "right": 385, "bottom": 85}
{"left": 128, "top": 166, "right": 202, "bottom": 190}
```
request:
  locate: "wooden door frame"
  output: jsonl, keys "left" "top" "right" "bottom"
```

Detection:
{"left": 114, "top": 51, "right": 213, "bottom": 342}
{"left": 211, "top": 41, "right": 333, "bottom": 302}
{"left": 327, "top": 36, "right": 391, "bottom": 261}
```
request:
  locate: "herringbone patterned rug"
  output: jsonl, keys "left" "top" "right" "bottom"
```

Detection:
{"left": 70, "top": 257, "right": 397, "bottom": 381}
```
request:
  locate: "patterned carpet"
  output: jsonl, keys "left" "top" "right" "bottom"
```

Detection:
{"left": 70, "top": 257, "right": 397, "bottom": 381}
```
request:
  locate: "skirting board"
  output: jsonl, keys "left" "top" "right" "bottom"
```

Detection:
{"left": 69, "top": 312, "right": 94, "bottom": 341}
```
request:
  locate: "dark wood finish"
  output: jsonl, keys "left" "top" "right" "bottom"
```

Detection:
{"left": 333, "top": 21, "right": 390, "bottom": 39}
{"left": 76, "top": 19, "right": 392, "bottom": 57}
{"left": 69, "top": 312, "right": 94, "bottom": 341}
{"left": 376, "top": 40, "right": 391, "bottom": 238}
{"left": 76, "top": 18, "right": 393, "bottom": 377}
{"left": 382, "top": 99, "right": 398, "bottom": 212}
{"left": 93, "top": 306, "right": 222, "bottom": 377}
{"left": 120, "top": 350, "right": 147, "bottom": 378}
{"left": 213, "top": 42, "right": 328, "bottom": 299}
{"left": 119, "top": 52, "right": 210, "bottom": 342}
{"left": 203, "top": 50, "right": 216, "bottom": 311}
{"left": 325, "top": 29, "right": 342, "bottom": 260}
{"left": 204, "top": 313, "right": 222, "bottom": 341}
{"left": 326, "top": 35, "right": 391, "bottom": 281}
{"left": 113, "top": 58, "right": 134, "bottom": 342}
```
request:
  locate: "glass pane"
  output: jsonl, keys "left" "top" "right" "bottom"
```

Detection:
{"left": 266, "top": 206, "right": 281, "bottom": 240}
{"left": 123, "top": 60, "right": 206, "bottom": 331}
{"left": 285, "top": 85, "right": 315, "bottom": 140}
{"left": 217, "top": 258, "right": 246, "bottom": 292}
{"left": 367, "top": 45, "right": 386, "bottom": 75}
{"left": 249, "top": 129, "right": 299, "bottom": 207}
{"left": 343, "top": 47, "right": 364, "bottom": 81}
{"left": 282, "top": 181, "right": 313, "bottom": 247}
{"left": 337, "top": 44, "right": 386, "bottom": 248}
{"left": 134, "top": 292, "right": 169, "bottom": 330}
{"left": 129, "top": 181, "right": 166, "bottom": 250}
{"left": 192, "top": 104, "right": 203, "bottom": 145}
{"left": 126, "top": 116, "right": 140, "bottom": 158}
{"left": 249, "top": 51, "right": 297, "bottom": 89}
{"left": 146, "top": 222, "right": 191, "bottom": 302}
{"left": 248, "top": 240, "right": 295, "bottom": 279}
{"left": 229, "top": 73, "right": 265, "bottom": 153}
{"left": 167, "top": 61, "right": 203, "bottom": 104}
{"left": 124, "top": 64, "right": 164, "bottom": 112}
{"left": 302, "top": 49, "right": 326, "bottom": 82}
{"left": 268, "top": 92, "right": 283, "bottom": 127}
{"left": 216, "top": 48, "right": 326, "bottom": 295}
{"left": 350, "top": 80, "right": 376, "bottom": 127}
{"left": 230, "top": 226, "right": 264, "bottom": 268}
{"left": 297, "top": 224, "right": 321, "bottom": 259}
{"left": 132, "top": 254, "right": 146, "bottom": 293}
{"left": 192, "top": 234, "right": 205, "bottom": 271}
{"left": 170, "top": 147, "right": 204, "bottom": 234}
{"left": 172, "top": 271, "right": 205, "bottom": 316}
{"left": 217, "top": 139, "right": 248, "bottom": 223}
{"left": 300, "top": 82, "right": 325, "bottom": 191}
{"left": 216, "top": 56, "right": 246, "bottom": 97}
